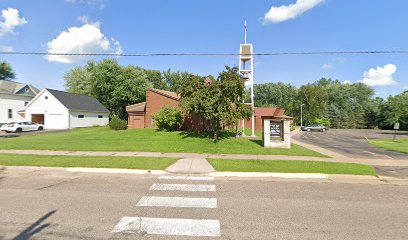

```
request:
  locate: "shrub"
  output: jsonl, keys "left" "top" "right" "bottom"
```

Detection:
{"left": 109, "top": 116, "right": 128, "bottom": 130}
{"left": 153, "top": 106, "right": 183, "bottom": 131}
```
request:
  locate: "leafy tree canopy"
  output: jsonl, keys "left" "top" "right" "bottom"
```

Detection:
{"left": 179, "top": 66, "right": 251, "bottom": 139}
{"left": 0, "top": 61, "right": 15, "bottom": 80}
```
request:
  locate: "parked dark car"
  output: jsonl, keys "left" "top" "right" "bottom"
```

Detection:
{"left": 301, "top": 124, "right": 328, "bottom": 132}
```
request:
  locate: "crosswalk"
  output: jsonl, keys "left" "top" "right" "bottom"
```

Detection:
{"left": 112, "top": 174, "right": 220, "bottom": 237}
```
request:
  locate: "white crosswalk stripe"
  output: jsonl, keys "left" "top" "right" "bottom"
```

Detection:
{"left": 112, "top": 216, "right": 220, "bottom": 237}
{"left": 137, "top": 196, "right": 217, "bottom": 208}
{"left": 150, "top": 183, "right": 216, "bottom": 192}
{"left": 158, "top": 175, "right": 215, "bottom": 181}
{"left": 112, "top": 175, "right": 220, "bottom": 237}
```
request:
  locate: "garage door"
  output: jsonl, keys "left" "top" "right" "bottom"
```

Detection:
{"left": 31, "top": 114, "right": 44, "bottom": 125}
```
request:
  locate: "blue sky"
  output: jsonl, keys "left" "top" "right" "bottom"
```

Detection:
{"left": 1, "top": 0, "right": 407, "bottom": 98}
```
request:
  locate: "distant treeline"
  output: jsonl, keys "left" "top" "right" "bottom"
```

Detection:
{"left": 64, "top": 59, "right": 407, "bottom": 130}
{"left": 253, "top": 78, "right": 408, "bottom": 130}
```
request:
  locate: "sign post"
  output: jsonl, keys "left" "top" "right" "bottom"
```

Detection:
{"left": 393, "top": 122, "right": 400, "bottom": 141}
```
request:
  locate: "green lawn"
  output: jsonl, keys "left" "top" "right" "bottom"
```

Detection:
{"left": 369, "top": 138, "right": 408, "bottom": 154}
{"left": 208, "top": 159, "right": 377, "bottom": 176}
{"left": 0, "top": 127, "right": 325, "bottom": 157}
{"left": 0, "top": 154, "right": 178, "bottom": 170}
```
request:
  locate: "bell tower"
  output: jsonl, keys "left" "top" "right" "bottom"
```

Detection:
{"left": 239, "top": 21, "right": 255, "bottom": 137}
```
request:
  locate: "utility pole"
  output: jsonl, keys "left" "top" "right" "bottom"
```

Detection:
{"left": 300, "top": 103, "right": 305, "bottom": 127}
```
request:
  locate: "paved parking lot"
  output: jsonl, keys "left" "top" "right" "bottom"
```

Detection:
{"left": 293, "top": 129, "right": 408, "bottom": 160}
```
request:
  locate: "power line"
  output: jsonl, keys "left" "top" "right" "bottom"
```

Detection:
{"left": 1, "top": 50, "right": 408, "bottom": 57}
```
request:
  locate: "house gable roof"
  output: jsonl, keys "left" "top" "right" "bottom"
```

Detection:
{"left": 0, "top": 80, "right": 40, "bottom": 97}
{"left": 46, "top": 89, "right": 109, "bottom": 113}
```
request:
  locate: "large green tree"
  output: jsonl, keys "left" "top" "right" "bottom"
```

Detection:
{"left": 162, "top": 69, "right": 191, "bottom": 92}
{"left": 254, "top": 82, "right": 298, "bottom": 115}
{"left": 64, "top": 59, "right": 151, "bottom": 119}
{"left": 143, "top": 69, "right": 166, "bottom": 90}
{"left": 179, "top": 66, "right": 251, "bottom": 139}
{"left": 0, "top": 61, "right": 15, "bottom": 80}
{"left": 296, "top": 84, "right": 329, "bottom": 125}
{"left": 379, "top": 91, "right": 408, "bottom": 130}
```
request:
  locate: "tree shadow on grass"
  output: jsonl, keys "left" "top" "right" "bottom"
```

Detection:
{"left": 249, "top": 139, "right": 263, "bottom": 147}
{"left": 177, "top": 131, "right": 236, "bottom": 141}
{"left": 13, "top": 210, "right": 56, "bottom": 240}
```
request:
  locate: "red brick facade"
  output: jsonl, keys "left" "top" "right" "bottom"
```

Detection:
{"left": 145, "top": 89, "right": 179, "bottom": 128}
{"left": 127, "top": 89, "right": 289, "bottom": 132}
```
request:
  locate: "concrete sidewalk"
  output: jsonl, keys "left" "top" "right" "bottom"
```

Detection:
{"left": 165, "top": 158, "right": 215, "bottom": 174}
{"left": 1, "top": 149, "right": 408, "bottom": 167}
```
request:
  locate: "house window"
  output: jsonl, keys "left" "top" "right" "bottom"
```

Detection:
{"left": 98, "top": 115, "right": 104, "bottom": 118}
{"left": 8, "top": 109, "right": 12, "bottom": 119}
{"left": 78, "top": 115, "right": 85, "bottom": 119}
{"left": 45, "top": 96, "right": 48, "bottom": 100}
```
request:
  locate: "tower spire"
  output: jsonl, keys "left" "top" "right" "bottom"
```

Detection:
{"left": 244, "top": 20, "right": 247, "bottom": 44}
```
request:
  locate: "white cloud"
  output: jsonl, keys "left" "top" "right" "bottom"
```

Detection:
{"left": 321, "top": 57, "right": 346, "bottom": 69}
{"left": 46, "top": 23, "right": 122, "bottom": 64}
{"left": 65, "top": 0, "right": 108, "bottom": 9}
{"left": 360, "top": 64, "right": 397, "bottom": 87}
{"left": 263, "top": 0, "right": 325, "bottom": 24}
{"left": 0, "top": 8, "right": 28, "bottom": 37}
{"left": 342, "top": 80, "right": 351, "bottom": 84}
{"left": 0, "top": 45, "right": 14, "bottom": 52}
{"left": 322, "top": 63, "right": 331, "bottom": 69}
{"left": 77, "top": 15, "right": 89, "bottom": 24}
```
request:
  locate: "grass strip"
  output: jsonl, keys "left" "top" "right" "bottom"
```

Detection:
{"left": 0, "top": 127, "right": 326, "bottom": 157}
{"left": 369, "top": 139, "right": 408, "bottom": 154}
{"left": 0, "top": 154, "right": 178, "bottom": 170}
{"left": 208, "top": 159, "right": 377, "bottom": 176}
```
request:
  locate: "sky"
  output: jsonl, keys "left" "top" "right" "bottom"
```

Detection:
{"left": 0, "top": 0, "right": 407, "bottom": 98}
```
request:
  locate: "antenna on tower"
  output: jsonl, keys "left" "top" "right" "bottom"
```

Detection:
{"left": 244, "top": 20, "right": 247, "bottom": 44}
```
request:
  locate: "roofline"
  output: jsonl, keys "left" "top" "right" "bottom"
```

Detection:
{"left": 23, "top": 89, "right": 49, "bottom": 110}
{"left": 0, "top": 92, "right": 36, "bottom": 98}
{"left": 24, "top": 89, "right": 70, "bottom": 112}
{"left": 68, "top": 109, "right": 110, "bottom": 113}
{"left": 149, "top": 88, "right": 180, "bottom": 101}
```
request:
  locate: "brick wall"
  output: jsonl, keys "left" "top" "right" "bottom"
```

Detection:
{"left": 239, "top": 117, "right": 262, "bottom": 132}
{"left": 128, "top": 114, "right": 145, "bottom": 129}
{"left": 145, "top": 90, "right": 179, "bottom": 128}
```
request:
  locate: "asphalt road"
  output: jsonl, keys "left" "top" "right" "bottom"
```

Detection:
{"left": 293, "top": 129, "right": 408, "bottom": 160}
{"left": 1, "top": 168, "right": 407, "bottom": 240}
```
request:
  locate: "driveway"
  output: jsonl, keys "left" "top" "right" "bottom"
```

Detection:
{"left": 0, "top": 129, "right": 67, "bottom": 137}
{"left": 293, "top": 129, "right": 408, "bottom": 178}
{"left": 293, "top": 129, "right": 408, "bottom": 160}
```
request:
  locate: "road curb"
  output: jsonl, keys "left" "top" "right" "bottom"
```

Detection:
{"left": 66, "top": 167, "right": 166, "bottom": 175}
{"left": 210, "top": 172, "right": 328, "bottom": 179}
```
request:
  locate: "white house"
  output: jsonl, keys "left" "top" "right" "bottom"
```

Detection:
{"left": 23, "top": 88, "right": 109, "bottom": 129}
{"left": 0, "top": 80, "right": 40, "bottom": 125}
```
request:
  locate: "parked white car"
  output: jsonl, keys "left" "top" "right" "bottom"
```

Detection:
{"left": 0, "top": 122, "right": 44, "bottom": 133}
